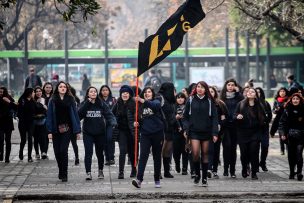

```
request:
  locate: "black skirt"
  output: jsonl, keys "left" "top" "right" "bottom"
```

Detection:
{"left": 189, "top": 131, "right": 212, "bottom": 141}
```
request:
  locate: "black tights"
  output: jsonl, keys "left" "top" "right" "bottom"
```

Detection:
{"left": 191, "top": 139, "right": 209, "bottom": 180}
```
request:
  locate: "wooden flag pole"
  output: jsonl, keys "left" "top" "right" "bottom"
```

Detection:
{"left": 134, "top": 77, "right": 139, "bottom": 167}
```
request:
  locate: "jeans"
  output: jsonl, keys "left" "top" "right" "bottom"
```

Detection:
{"left": 83, "top": 134, "right": 105, "bottom": 173}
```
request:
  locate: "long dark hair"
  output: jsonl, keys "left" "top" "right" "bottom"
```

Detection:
{"left": 158, "top": 82, "right": 175, "bottom": 104}
{"left": 284, "top": 93, "right": 304, "bottom": 108}
{"left": 191, "top": 81, "right": 214, "bottom": 102}
{"left": 34, "top": 86, "right": 43, "bottom": 101}
{"left": 53, "top": 81, "right": 73, "bottom": 98}
{"left": 220, "top": 78, "right": 239, "bottom": 100}
{"left": 99, "top": 85, "right": 113, "bottom": 99}
{"left": 274, "top": 87, "right": 288, "bottom": 100}
{"left": 239, "top": 87, "right": 265, "bottom": 126}
{"left": 19, "top": 88, "right": 34, "bottom": 102}
{"left": 42, "top": 82, "right": 53, "bottom": 97}
{"left": 176, "top": 92, "right": 187, "bottom": 105}
{"left": 84, "top": 86, "right": 102, "bottom": 103}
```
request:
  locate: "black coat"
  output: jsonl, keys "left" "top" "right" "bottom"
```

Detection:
{"left": 223, "top": 92, "right": 244, "bottom": 126}
{"left": 0, "top": 97, "right": 16, "bottom": 131}
{"left": 279, "top": 104, "right": 304, "bottom": 138}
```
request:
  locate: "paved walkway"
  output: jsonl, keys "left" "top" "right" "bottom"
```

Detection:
{"left": 0, "top": 125, "right": 304, "bottom": 202}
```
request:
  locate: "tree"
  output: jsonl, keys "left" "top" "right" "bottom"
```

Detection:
{"left": 231, "top": 0, "right": 304, "bottom": 43}
{"left": 0, "top": 0, "right": 108, "bottom": 90}
{"left": 0, "top": 0, "right": 101, "bottom": 30}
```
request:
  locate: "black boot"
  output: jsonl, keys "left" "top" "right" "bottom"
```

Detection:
{"left": 202, "top": 162, "right": 208, "bottom": 181}
{"left": 193, "top": 161, "right": 200, "bottom": 185}
{"left": 163, "top": 157, "right": 174, "bottom": 178}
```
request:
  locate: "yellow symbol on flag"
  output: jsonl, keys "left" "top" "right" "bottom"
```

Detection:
{"left": 148, "top": 15, "right": 191, "bottom": 67}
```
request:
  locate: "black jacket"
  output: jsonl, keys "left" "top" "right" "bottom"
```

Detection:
{"left": 158, "top": 94, "right": 176, "bottom": 133}
{"left": 183, "top": 95, "right": 218, "bottom": 136}
{"left": 78, "top": 98, "right": 117, "bottom": 136}
{"left": 279, "top": 104, "right": 304, "bottom": 137}
{"left": 112, "top": 98, "right": 135, "bottom": 136}
{"left": 223, "top": 92, "right": 244, "bottom": 126}
{"left": 0, "top": 97, "right": 16, "bottom": 131}
{"left": 17, "top": 97, "right": 36, "bottom": 129}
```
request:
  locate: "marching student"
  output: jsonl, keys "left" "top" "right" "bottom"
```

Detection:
{"left": 208, "top": 86, "right": 228, "bottom": 178}
{"left": 173, "top": 92, "right": 188, "bottom": 175}
{"left": 112, "top": 85, "right": 136, "bottom": 179}
{"left": 158, "top": 82, "right": 177, "bottom": 178}
{"left": 33, "top": 86, "right": 48, "bottom": 160}
{"left": 279, "top": 93, "right": 304, "bottom": 181}
{"left": 234, "top": 88, "right": 266, "bottom": 180}
{"left": 132, "top": 87, "right": 165, "bottom": 188}
{"left": 220, "top": 78, "right": 244, "bottom": 178}
{"left": 79, "top": 86, "right": 117, "bottom": 180}
{"left": 17, "top": 88, "right": 36, "bottom": 162}
{"left": 46, "top": 81, "right": 81, "bottom": 182}
{"left": 183, "top": 81, "right": 218, "bottom": 186}
{"left": 270, "top": 87, "right": 289, "bottom": 155}
{"left": 0, "top": 86, "right": 17, "bottom": 163}
{"left": 255, "top": 87, "right": 272, "bottom": 172}
{"left": 99, "top": 85, "right": 117, "bottom": 166}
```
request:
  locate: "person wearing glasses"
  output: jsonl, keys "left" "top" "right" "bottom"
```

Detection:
{"left": 24, "top": 67, "right": 42, "bottom": 89}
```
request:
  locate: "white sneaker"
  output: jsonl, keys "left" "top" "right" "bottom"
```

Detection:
{"left": 155, "top": 181, "right": 161, "bottom": 188}
{"left": 86, "top": 172, "right": 92, "bottom": 181}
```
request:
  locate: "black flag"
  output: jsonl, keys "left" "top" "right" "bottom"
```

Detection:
{"left": 137, "top": 0, "right": 205, "bottom": 76}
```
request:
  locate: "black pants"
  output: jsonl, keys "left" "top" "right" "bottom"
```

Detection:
{"left": 239, "top": 140, "right": 260, "bottom": 174}
{"left": 208, "top": 138, "right": 222, "bottom": 172}
{"left": 70, "top": 133, "right": 79, "bottom": 160}
{"left": 222, "top": 127, "right": 238, "bottom": 174}
{"left": 53, "top": 131, "right": 72, "bottom": 177}
{"left": 18, "top": 123, "right": 34, "bottom": 159}
{"left": 118, "top": 129, "right": 134, "bottom": 172}
{"left": 270, "top": 114, "right": 281, "bottom": 136}
{"left": 260, "top": 126, "right": 269, "bottom": 166}
{"left": 83, "top": 134, "right": 105, "bottom": 173}
{"left": 105, "top": 126, "right": 115, "bottom": 161}
{"left": 288, "top": 138, "right": 304, "bottom": 175}
{"left": 0, "top": 130, "right": 12, "bottom": 161}
{"left": 137, "top": 131, "right": 163, "bottom": 182}
{"left": 33, "top": 124, "right": 47, "bottom": 155}
{"left": 173, "top": 132, "right": 188, "bottom": 171}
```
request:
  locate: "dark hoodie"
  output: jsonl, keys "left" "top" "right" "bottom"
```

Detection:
{"left": 157, "top": 82, "right": 177, "bottom": 133}
{"left": 78, "top": 98, "right": 117, "bottom": 136}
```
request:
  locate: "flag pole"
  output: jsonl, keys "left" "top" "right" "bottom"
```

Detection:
{"left": 134, "top": 76, "right": 139, "bottom": 168}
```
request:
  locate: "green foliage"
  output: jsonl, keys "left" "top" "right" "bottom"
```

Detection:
{"left": 0, "top": 0, "right": 101, "bottom": 30}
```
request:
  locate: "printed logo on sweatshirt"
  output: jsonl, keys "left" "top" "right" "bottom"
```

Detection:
{"left": 143, "top": 108, "right": 154, "bottom": 116}
{"left": 86, "top": 111, "right": 101, "bottom": 118}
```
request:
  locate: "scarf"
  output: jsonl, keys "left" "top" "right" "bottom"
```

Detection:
{"left": 226, "top": 92, "right": 236, "bottom": 99}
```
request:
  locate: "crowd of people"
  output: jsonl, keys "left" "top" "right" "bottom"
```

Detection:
{"left": 0, "top": 67, "right": 304, "bottom": 188}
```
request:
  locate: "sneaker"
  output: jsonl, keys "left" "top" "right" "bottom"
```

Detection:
{"left": 212, "top": 172, "right": 219, "bottom": 179}
{"left": 86, "top": 172, "right": 92, "bottom": 180}
{"left": 207, "top": 170, "right": 212, "bottom": 179}
{"left": 75, "top": 158, "right": 80, "bottom": 166}
{"left": 5, "top": 159, "right": 10, "bottom": 163}
{"left": 202, "top": 179, "right": 208, "bottom": 187}
{"left": 193, "top": 175, "right": 200, "bottom": 186}
{"left": 155, "top": 181, "right": 161, "bottom": 188}
{"left": 109, "top": 160, "right": 115, "bottom": 165}
{"left": 132, "top": 179, "right": 141, "bottom": 188}
{"left": 281, "top": 151, "right": 285, "bottom": 155}
{"left": 164, "top": 172, "right": 174, "bottom": 178}
{"left": 98, "top": 170, "right": 104, "bottom": 179}
{"left": 41, "top": 152, "right": 48, "bottom": 160}
{"left": 175, "top": 165, "right": 181, "bottom": 173}
{"left": 231, "top": 173, "right": 236, "bottom": 178}
{"left": 35, "top": 154, "right": 40, "bottom": 160}
{"left": 28, "top": 158, "right": 33, "bottom": 163}
{"left": 105, "top": 161, "right": 110, "bottom": 166}
{"left": 223, "top": 171, "right": 228, "bottom": 177}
